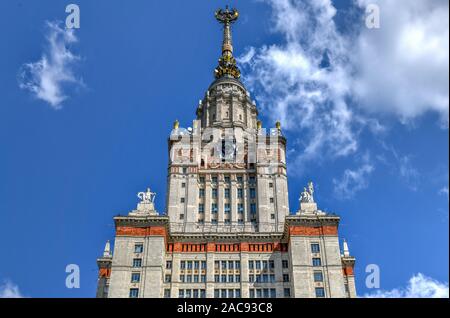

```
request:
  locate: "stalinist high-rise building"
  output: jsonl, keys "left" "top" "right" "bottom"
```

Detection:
{"left": 96, "top": 7, "right": 356, "bottom": 299}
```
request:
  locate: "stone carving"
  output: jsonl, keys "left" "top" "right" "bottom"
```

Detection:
{"left": 137, "top": 188, "right": 156, "bottom": 203}
{"left": 300, "top": 181, "right": 315, "bottom": 203}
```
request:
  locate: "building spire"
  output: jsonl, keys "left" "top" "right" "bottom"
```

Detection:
{"left": 343, "top": 239, "right": 350, "bottom": 257}
{"left": 214, "top": 6, "right": 241, "bottom": 79}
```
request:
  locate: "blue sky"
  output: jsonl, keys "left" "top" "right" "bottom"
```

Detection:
{"left": 0, "top": 0, "right": 448, "bottom": 298}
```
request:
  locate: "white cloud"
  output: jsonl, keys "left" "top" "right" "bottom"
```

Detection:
{"left": 239, "top": 0, "right": 359, "bottom": 173}
{"left": 354, "top": 0, "right": 449, "bottom": 127}
{"left": 0, "top": 281, "right": 23, "bottom": 298}
{"left": 439, "top": 187, "right": 449, "bottom": 200}
{"left": 238, "top": 0, "right": 448, "bottom": 173}
{"left": 365, "top": 273, "right": 449, "bottom": 298}
{"left": 18, "top": 21, "right": 83, "bottom": 109}
{"left": 333, "top": 154, "right": 374, "bottom": 199}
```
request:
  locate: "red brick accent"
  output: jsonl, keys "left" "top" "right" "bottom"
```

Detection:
{"left": 116, "top": 226, "right": 167, "bottom": 237}
{"left": 289, "top": 225, "right": 338, "bottom": 236}
{"left": 98, "top": 268, "right": 111, "bottom": 278}
{"left": 166, "top": 242, "right": 289, "bottom": 253}
{"left": 343, "top": 266, "right": 354, "bottom": 276}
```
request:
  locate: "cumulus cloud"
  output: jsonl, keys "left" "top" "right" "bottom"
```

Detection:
{"left": 238, "top": 0, "right": 449, "bottom": 174}
{"left": 18, "top": 21, "right": 83, "bottom": 109}
{"left": 239, "top": 0, "right": 359, "bottom": 173}
{"left": 333, "top": 154, "right": 374, "bottom": 199}
{"left": 354, "top": 0, "right": 449, "bottom": 127}
{"left": 365, "top": 273, "right": 449, "bottom": 298}
{"left": 0, "top": 281, "right": 23, "bottom": 298}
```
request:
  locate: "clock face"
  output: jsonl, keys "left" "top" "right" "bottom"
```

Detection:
{"left": 221, "top": 138, "right": 237, "bottom": 161}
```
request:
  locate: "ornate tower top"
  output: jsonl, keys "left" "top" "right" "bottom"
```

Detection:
{"left": 214, "top": 6, "right": 241, "bottom": 79}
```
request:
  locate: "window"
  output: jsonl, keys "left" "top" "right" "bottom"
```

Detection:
{"left": 212, "top": 189, "right": 218, "bottom": 198}
{"left": 249, "top": 176, "right": 256, "bottom": 183}
{"left": 187, "top": 261, "right": 193, "bottom": 270}
{"left": 179, "top": 290, "right": 184, "bottom": 298}
{"left": 211, "top": 219, "right": 218, "bottom": 224}
{"left": 199, "top": 189, "right": 205, "bottom": 198}
{"left": 224, "top": 219, "right": 231, "bottom": 224}
{"left": 221, "top": 275, "right": 227, "bottom": 283}
{"left": 269, "top": 260, "right": 274, "bottom": 270}
{"left": 228, "top": 275, "right": 234, "bottom": 283}
{"left": 214, "top": 289, "right": 220, "bottom": 298}
{"left": 214, "top": 261, "right": 220, "bottom": 269}
{"left": 165, "top": 275, "right": 171, "bottom": 283}
{"left": 180, "top": 214, "right": 184, "bottom": 220}
{"left": 224, "top": 176, "right": 231, "bottom": 183}
{"left": 238, "top": 203, "right": 244, "bottom": 213}
{"left": 182, "top": 167, "right": 187, "bottom": 174}
{"left": 129, "top": 288, "right": 139, "bottom": 298}
{"left": 224, "top": 188, "right": 230, "bottom": 198}
{"left": 221, "top": 261, "right": 227, "bottom": 270}
{"left": 186, "top": 290, "right": 191, "bottom": 298}
{"left": 284, "top": 288, "right": 291, "bottom": 297}
{"left": 180, "top": 198, "right": 185, "bottom": 203}
{"left": 199, "top": 177, "right": 205, "bottom": 184}
{"left": 311, "top": 243, "right": 320, "bottom": 253}
{"left": 269, "top": 183, "right": 273, "bottom": 188}
{"left": 271, "top": 214, "right": 275, "bottom": 219}
{"left": 249, "top": 275, "right": 254, "bottom": 283}
{"left": 212, "top": 176, "right": 218, "bottom": 184}
{"left": 270, "top": 289, "right": 276, "bottom": 298}
{"left": 235, "top": 275, "right": 241, "bottom": 283}
{"left": 166, "top": 261, "right": 172, "bottom": 269}
{"left": 201, "top": 275, "right": 206, "bottom": 283}
{"left": 283, "top": 274, "right": 289, "bottom": 282}
{"left": 194, "top": 261, "right": 200, "bottom": 270}
{"left": 228, "top": 289, "right": 234, "bottom": 298}
{"left": 263, "top": 289, "right": 269, "bottom": 297}
{"left": 198, "top": 204, "right": 204, "bottom": 213}
{"left": 314, "top": 271, "right": 323, "bottom": 282}
{"left": 201, "top": 289, "right": 206, "bottom": 298}
{"left": 237, "top": 188, "right": 243, "bottom": 198}
{"left": 235, "top": 289, "right": 241, "bottom": 298}
{"left": 180, "top": 261, "right": 186, "bottom": 269}
{"left": 228, "top": 261, "right": 234, "bottom": 269}
{"left": 250, "top": 204, "right": 257, "bottom": 214}
{"left": 186, "top": 275, "right": 192, "bottom": 283}
{"left": 249, "top": 289, "right": 255, "bottom": 298}
{"left": 263, "top": 261, "right": 268, "bottom": 270}
{"left": 212, "top": 204, "right": 218, "bottom": 213}
{"left": 180, "top": 275, "right": 185, "bottom": 283}
{"left": 238, "top": 219, "right": 244, "bottom": 224}
{"left": 262, "top": 274, "right": 269, "bottom": 283}
{"left": 134, "top": 244, "right": 143, "bottom": 253}
{"left": 270, "top": 198, "right": 274, "bottom": 203}
{"left": 164, "top": 289, "right": 171, "bottom": 298}
{"left": 193, "top": 290, "right": 199, "bottom": 298}
{"left": 201, "top": 261, "right": 207, "bottom": 269}
{"left": 270, "top": 274, "right": 275, "bottom": 283}
{"left": 193, "top": 275, "right": 199, "bottom": 283}
{"left": 282, "top": 260, "right": 289, "bottom": 269}
{"left": 255, "top": 261, "right": 261, "bottom": 270}
{"left": 132, "top": 258, "right": 142, "bottom": 268}
{"left": 237, "top": 176, "right": 243, "bottom": 183}
{"left": 224, "top": 204, "right": 231, "bottom": 214}
{"left": 214, "top": 275, "right": 220, "bottom": 283}
{"left": 250, "top": 188, "right": 256, "bottom": 198}
{"left": 181, "top": 183, "right": 186, "bottom": 188}
{"left": 221, "top": 290, "right": 227, "bottom": 298}
{"left": 131, "top": 273, "right": 140, "bottom": 283}
{"left": 312, "top": 258, "right": 322, "bottom": 267}
{"left": 315, "top": 287, "right": 325, "bottom": 298}
{"left": 248, "top": 260, "right": 254, "bottom": 270}
{"left": 235, "top": 261, "right": 241, "bottom": 269}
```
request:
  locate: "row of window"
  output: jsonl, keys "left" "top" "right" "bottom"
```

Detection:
{"left": 197, "top": 188, "right": 258, "bottom": 199}
{"left": 179, "top": 289, "right": 206, "bottom": 298}
{"left": 248, "top": 260, "right": 279, "bottom": 270}
{"left": 132, "top": 287, "right": 324, "bottom": 298}
{"left": 197, "top": 203, "right": 258, "bottom": 214}
{"left": 179, "top": 274, "right": 207, "bottom": 283}
{"left": 180, "top": 260, "right": 207, "bottom": 270}
{"left": 214, "top": 260, "right": 241, "bottom": 270}
{"left": 214, "top": 274, "right": 241, "bottom": 283}
{"left": 214, "top": 289, "right": 242, "bottom": 298}
{"left": 198, "top": 176, "right": 258, "bottom": 184}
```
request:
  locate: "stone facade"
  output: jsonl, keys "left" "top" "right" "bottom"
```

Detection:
{"left": 96, "top": 7, "right": 356, "bottom": 299}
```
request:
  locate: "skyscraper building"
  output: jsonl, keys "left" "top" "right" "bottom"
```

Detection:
{"left": 96, "top": 7, "right": 356, "bottom": 299}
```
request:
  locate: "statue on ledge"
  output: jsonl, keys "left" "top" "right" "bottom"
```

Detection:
{"left": 300, "top": 181, "right": 315, "bottom": 203}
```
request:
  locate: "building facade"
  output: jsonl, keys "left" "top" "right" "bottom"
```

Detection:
{"left": 96, "top": 7, "right": 356, "bottom": 299}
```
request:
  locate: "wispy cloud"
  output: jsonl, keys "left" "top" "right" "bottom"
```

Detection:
{"left": 238, "top": 0, "right": 448, "bottom": 174}
{"left": 333, "top": 154, "right": 374, "bottom": 199}
{"left": 439, "top": 187, "right": 449, "bottom": 200}
{"left": 364, "top": 273, "right": 449, "bottom": 298}
{"left": 18, "top": 21, "right": 83, "bottom": 109}
{"left": 0, "top": 281, "right": 24, "bottom": 298}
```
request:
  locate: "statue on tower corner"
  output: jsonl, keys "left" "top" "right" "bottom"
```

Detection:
{"left": 300, "top": 181, "right": 315, "bottom": 203}
{"left": 130, "top": 187, "right": 158, "bottom": 216}
{"left": 137, "top": 188, "right": 156, "bottom": 203}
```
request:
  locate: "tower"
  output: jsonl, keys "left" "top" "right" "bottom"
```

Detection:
{"left": 96, "top": 7, "right": 356, "bottom": 298}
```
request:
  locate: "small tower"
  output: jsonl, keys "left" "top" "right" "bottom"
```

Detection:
{"left": 96, "top": 240, "right": 113, "bottom": 298}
